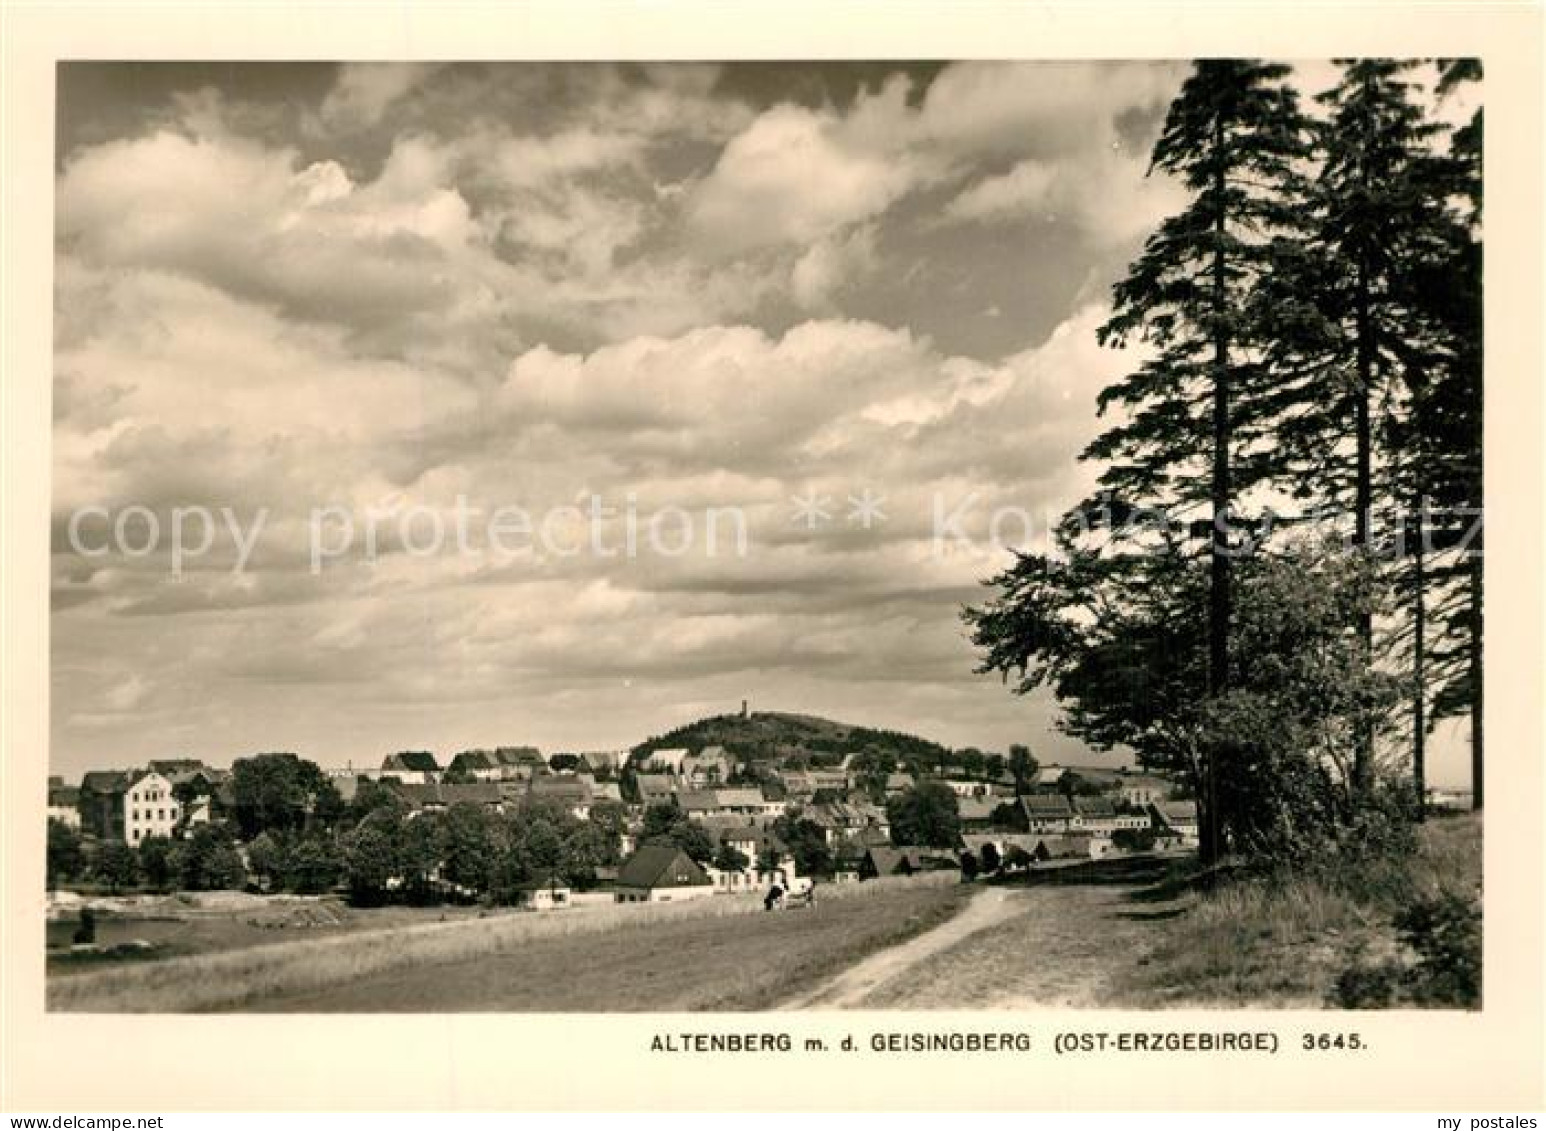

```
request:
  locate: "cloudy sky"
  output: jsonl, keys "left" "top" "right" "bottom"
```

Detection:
{"left": 50, "top": 60, "right": 1470, "bottom": 784}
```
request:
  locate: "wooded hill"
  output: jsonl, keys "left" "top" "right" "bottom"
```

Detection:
{"left": 629, "top": 710, "right": 955, "bottom": 770}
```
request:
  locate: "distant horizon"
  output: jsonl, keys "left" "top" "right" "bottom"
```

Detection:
{"left": 49, "top": 701, "right": 1147, "bottom": 778}
{"left": 48, "top": 698, "right": 1474, "bottom": 790}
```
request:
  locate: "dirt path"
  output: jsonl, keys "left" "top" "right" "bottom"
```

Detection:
{"left": 779, "top": 858, "right": 1194, "bottom": 1010}
{"left": 779, "top": 888, "right": 1021, "bottom": 1009}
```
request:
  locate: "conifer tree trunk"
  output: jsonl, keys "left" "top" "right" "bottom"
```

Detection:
{"left": 1412, "top": 500, "right": 1427, "bottom": 818}
{"left": 1353, "top": 254, "right": 1374, "bottom": 795}
{"left": 1206, "top": 114, "right": 1231, "bottom": 864}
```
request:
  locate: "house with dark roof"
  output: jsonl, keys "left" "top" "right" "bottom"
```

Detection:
{"left": 440, "top": 782, "right": 506, "bottom": 809}
{"left": 698, "top": 819, "right": 783, "bottom": 864}
{"left": 446, "top": 750, "right": 503, "bottom": 781}
{"left": 614, "top": 845, "right": 714, "bottom": 903}
{"left": 1074, "top": 796, "right": 1149, "bottom": 837}
{"left": 77, "top": 768, "right": 186, "bottom": 844}
{"left": 635, "top": 773, "right": 677, "bottom": 806}
{"left": 780, "top": 768, "right": 849, "bottom": 800}
{"left": 858, "top": 845, "right": 955, "bottom": 879}
{"left": 147, "top": 757, "right": 205, "bottom": 777}
{"left": 78, "top": 770, "right": 131, "bottom": 839}
{"left": 956, "top": 795, "right": 1001, "bottom": 830}
{"left": 719, "top": 787, "right": 777, "bottom": 816}
{"left": 1029, "top": 834, "right": 1098, "bottom": 862}
{"left": 526, "top": 776, "right": 592, "bottom": 819}
{"left": 577, "top": 750, "right": 626, "bottom": 775}
{"left": 1149, "top": 800, "right": 1200, "bottom": 847}
{"left": 1034, "top": 763, "right": 1129, "bottom": 789}
{"left": 808, "top": 801, "right": 891, "bottom": 846}
{"left": 1014, "top": 794, "right": 1076, "bottom": 834}
{"left": 675, "top": 789, "right": 726, "bottom": 820}
{"left": 514, "top": 872, "right": 573, "bottom": 911}
{"left": 699, "top": 821, "right": 789, "bottom": 895}
{"left": 482, "top": 747, "right": 546, "bottom": 781}
{"left": 381, "top": 751, "right": 441, "bottom": 784}
{"left": 383, "top": 780, "right": 502, "bottom": 813}
{"left": 1119, "top": 774, "right": 1171, "bottom": 807}
{"left": 590, "top": 781, "right": 624, "bottom": 805}
{"left": 390, "top": 783, "right": 444, "bottom": 811}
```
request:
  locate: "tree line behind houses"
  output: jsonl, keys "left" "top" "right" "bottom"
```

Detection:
{"left": 45, "top": 737, "right": 1201, "bottom": 903}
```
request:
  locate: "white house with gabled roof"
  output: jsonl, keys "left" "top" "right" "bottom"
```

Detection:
{"left": 124, "top": 770, "right": 180, "bottom": 845}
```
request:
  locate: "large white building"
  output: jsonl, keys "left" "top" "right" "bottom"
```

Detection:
{"left": 124, "top": 770, "right": 180, "bottom": 845}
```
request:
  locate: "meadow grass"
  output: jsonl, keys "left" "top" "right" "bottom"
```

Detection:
{"left": 1113, "top": 814, "right": 1483, "bottom": 1006}
{"left": 48, "top": 872, "right": 957, "bottom": 1013}
{"left": 251, "top": 876, "right": 971, "bottom": 1012}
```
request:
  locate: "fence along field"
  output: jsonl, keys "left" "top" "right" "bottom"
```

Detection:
{"left": 49, "top": 871, "right": 959, "bottom": 1012}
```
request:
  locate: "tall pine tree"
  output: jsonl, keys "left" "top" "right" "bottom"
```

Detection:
{"left": 1274, "top": 60, "right": 1459, "bottom": 795}
{"left": 1417, "top": 59, "right": 1484, "bottom": 809}
{"left": 1082, "top": 61, "right": 1312, "bottom": 861}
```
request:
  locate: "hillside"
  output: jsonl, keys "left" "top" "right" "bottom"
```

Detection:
{"left": 629, "top": 710, "right": 953, "bottom": 768}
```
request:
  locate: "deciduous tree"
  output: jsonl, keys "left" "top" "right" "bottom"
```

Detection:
{"left": 885, "top": 782, "right": 962, "bottom": 850}
{"left": 46, "top": 819, "right": 83, "bottom": 890}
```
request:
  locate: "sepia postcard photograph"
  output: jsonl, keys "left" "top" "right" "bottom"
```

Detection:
{"left": 3, "top": 0, "right": 1543, "bottom": 1116}
{"left": 41, "top": 54, "right": 1488, "bottom": 1015}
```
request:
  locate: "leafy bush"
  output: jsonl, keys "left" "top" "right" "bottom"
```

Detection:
{"left": 1333, "top": 952, "right": 1401, "bottom": 1008}
{"left": 94, "top": 841, "right": 140, "bottom": 893}
{"left": 175, "top": 825, "right": 247, "bottom": 891}
{"left": 1334, "top": 892, "right": 1481, "bottom": 1009}
{"left": 285, "top": 835, "right": 343, "bottom": 894}
{"left": 1395, "top": 893, "right": 1482, "bottom": 1005}
{"left": 47, "top": 819, "right": 84, "bottom": 889}
{"left": 137, "top": 835, "right": 176, "bottom": 891}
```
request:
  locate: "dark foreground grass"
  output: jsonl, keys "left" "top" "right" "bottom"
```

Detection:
{"left": 1111, "top": 814, "right": 1483, "bottom": 1008}
{"left": 249, "top": 879, "right": 970, "bottom": 1012}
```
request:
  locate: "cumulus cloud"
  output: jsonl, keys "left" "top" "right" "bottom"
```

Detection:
{"left": 50, "top": 60, "right": 1223, "bottom": 775}
{"left": 914, "top": 61, "right": 1184, "bottom": 158}
{"left": 791, "top": 224, "right": 878, "bottom": 311}
{"left": 314, "top": 63, "right": 442, "bottom": 133}
{"left": 685, "top": 97, "right": 928, "bottom": 253}
{"left": 941, "top": 146, "right": 1190, "bottom": 246}
{"left": 684, "top": 62, "right": 1187, "bottom": 256}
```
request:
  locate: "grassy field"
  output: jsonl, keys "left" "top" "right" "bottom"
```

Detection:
{"left": 838, "top": 818, "right": 1482, "bottom": 1010}
{"left": 46, "top": 901, "right": 497, "bottom": 974}
{"left": 1112, "top": 814, "right": 1483, "bottom": 1007}
{"left": 48, "top": 874, "right": 967, "bottom": 1012}
{"left": 48, "top": 820, "right": 1479, "bottom": 1012}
